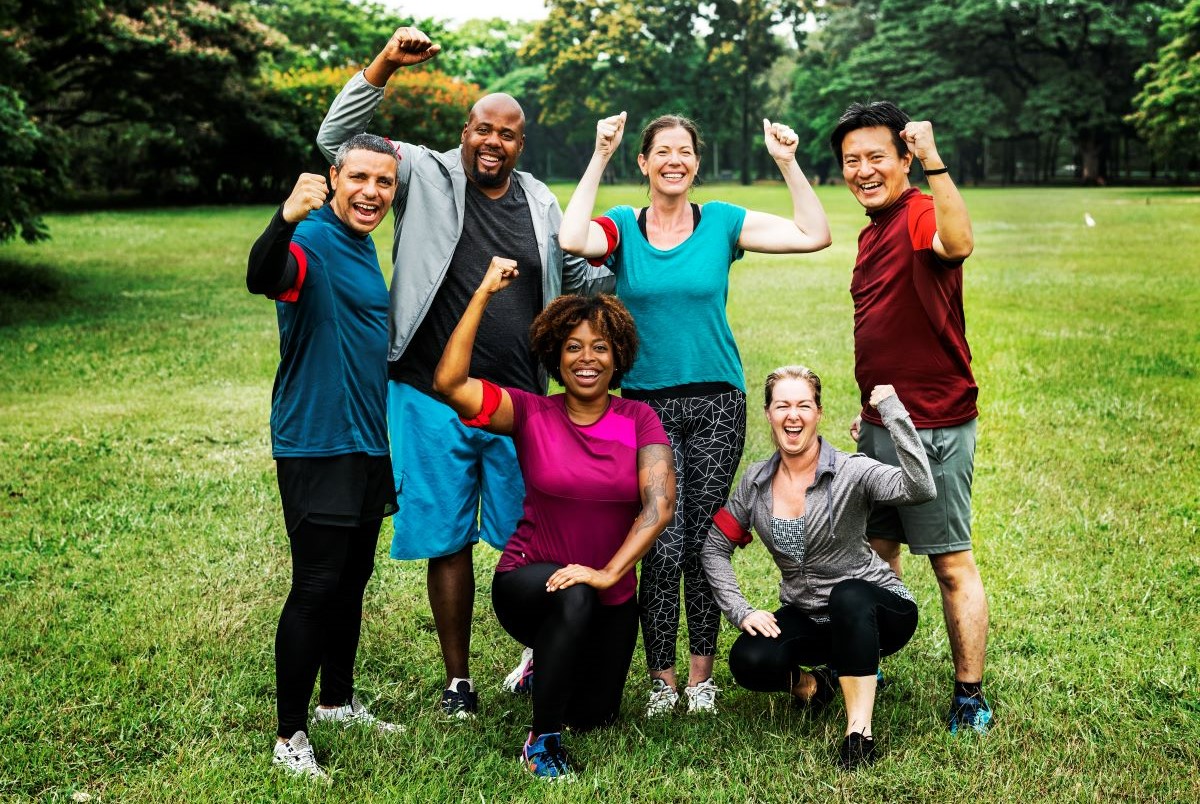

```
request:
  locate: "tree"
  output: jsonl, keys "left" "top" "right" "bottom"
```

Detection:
{"left": 701, "top": 0, "right": 809, "bottom": 184}
{"left": 1127, "top": 0, "right": 1200, "bottom": 162}
{"left": 796, "top": 0, "right": 1175, "bottom": 184}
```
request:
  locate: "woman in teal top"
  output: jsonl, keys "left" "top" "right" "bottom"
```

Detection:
{"left": 559, "top": 112, "right": 831, "bottom": 716}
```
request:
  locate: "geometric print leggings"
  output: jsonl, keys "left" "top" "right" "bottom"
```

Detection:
{"left": 638, "top": 388, "right": 746, "bottom": 671}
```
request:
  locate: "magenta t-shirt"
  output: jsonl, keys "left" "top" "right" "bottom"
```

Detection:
{"left": 495, "top": 389, "right": 670, "bottom": 605}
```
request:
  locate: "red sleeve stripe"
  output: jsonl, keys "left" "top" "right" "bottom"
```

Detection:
{"left": 273, "top": 243, "right": 308, "bottom": 303}
{"left": 586, "top": 216, "right": 619, "bottom": 266}
{"left": 460, "top": 378, "right": 503, "bottom": 427}
{"left": 713, "top": 507, "right": 752, "bottom": 546}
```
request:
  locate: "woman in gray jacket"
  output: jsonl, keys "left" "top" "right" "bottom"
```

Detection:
{"left": 701, "top": 366, "right": 935, "bottom": 770}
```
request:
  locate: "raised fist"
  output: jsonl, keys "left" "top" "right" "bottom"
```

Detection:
{"left": 282, "top": 173, "right": 329, "bottom": 224}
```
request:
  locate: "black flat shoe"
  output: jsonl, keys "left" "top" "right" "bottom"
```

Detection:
{"left": 838, "top": 732, "right": 878, "bottom": 770}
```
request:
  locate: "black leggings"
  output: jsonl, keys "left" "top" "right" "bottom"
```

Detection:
{"left": 729, "top": 579, "right": 917, "bottom": 691}
{"left": 639, "top": 389, "right": 746, "bottom": 670}
{"left": 275, "top": 518, "right": 379, "bottom": 738}
{"left": 492, "top": 564, "right": 638, "bottom": 736}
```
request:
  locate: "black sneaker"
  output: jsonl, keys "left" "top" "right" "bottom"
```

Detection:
{"left": 838, "top": 732, "right": 877, "bottom": 770}
{"left": 440, "top": 680, "right": 478, "bottom": 720}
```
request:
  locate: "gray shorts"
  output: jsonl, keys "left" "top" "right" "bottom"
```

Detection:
{"left": 858, "top": 418, "right": 976, "bottom": 555}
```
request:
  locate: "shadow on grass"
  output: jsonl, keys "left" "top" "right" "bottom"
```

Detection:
{"left": 0, "top": 259, "right": 73, "bottom": 328}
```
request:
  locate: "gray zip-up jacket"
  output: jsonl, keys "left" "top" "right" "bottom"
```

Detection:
{"left": 316, "top": 71, "right": 614, "bottom": 382}
{"left": 701, "top": 393, "right": 935, "bottom": 628}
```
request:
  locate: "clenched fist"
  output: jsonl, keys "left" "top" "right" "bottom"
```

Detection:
{"left": 282, "top": 173, "right": 329, "bottom": 224}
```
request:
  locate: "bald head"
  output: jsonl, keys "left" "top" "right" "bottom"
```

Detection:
{"left": 468, "top": 93, "right": 526, "bottom": 131}
{"left": 461, "top": 93, "right": 526, "bottom": 197}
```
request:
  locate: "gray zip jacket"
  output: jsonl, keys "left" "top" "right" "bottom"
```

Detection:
{"left": 701, "top": 393, "right": 935, "bottom": 628}
{"left": 316, "top": 71, "right": 614, "bottom": 380}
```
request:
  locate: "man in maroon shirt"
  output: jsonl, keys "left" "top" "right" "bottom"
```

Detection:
{"left": 831, "top": 101, "right": 992, "bottom": 734}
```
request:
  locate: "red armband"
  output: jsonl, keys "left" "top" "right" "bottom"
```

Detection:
{"left": 272, "top": 243, "right": 308, "bottom": 303}
{"left": 713, "top": 507, "right": 752, "bottom": 547}
{"left": 587, "top": 216, "right": 619, "bottom": 266}
{"left": 459, "top": 378, "right": 503, "bottom": 427}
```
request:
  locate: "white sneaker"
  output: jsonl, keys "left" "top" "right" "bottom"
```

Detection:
{"left": 503, "top": 647, "right": 535, "bottom": 694}
{"left": 312, "top": 694, "right": 403, "bottom": 733}
{"left": 272, "top": 730, "right": 329, "bottom": 782}
{"left": 684, "top": 677, "right": 719, "bottom": 714}
{"left": 646, "top": 678, "right": 679, "bottom": 717}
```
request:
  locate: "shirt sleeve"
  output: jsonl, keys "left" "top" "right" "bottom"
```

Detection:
{"left": 246, "top": 206, "right": 303, "bottom": 300}
{"left": 700, "top": 471, "right": 757, "bottom": 628}
{"left": 632, "top": 401, "right": 670, "bottom": 447}
{"left": 855, "top": 393, "right": 937, "bottom": 506}
{"left": 587, "top": 216, "right": 620, "bottom": 267}
{"left": 907, "top": 194, "right": 962, "bottom": 268}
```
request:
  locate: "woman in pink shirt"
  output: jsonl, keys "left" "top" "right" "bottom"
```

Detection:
{"left": 433, "top": 258, "right": 676, "bottom": 781}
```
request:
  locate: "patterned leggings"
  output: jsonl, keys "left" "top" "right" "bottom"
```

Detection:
{"left": 638, "top": 389, "right": 746, "bottom": 671}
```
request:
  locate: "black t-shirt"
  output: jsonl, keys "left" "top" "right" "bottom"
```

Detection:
{"left": 392, "top": 180, "right": 544, "bottom": 394}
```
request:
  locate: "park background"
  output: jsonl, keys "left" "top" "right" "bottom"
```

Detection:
{"left": 1, "top": 1, "right": 1198, "bottom": 801}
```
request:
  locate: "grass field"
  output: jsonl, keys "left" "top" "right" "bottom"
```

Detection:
{"left": 1, "top": 184, "right": 1198, "bottom": 803}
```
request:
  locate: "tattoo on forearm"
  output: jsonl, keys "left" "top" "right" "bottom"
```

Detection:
{"left": 635, "top": 444, "right": 674, "bottom": 535}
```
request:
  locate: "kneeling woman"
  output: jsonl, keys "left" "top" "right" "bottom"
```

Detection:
{"left": 433, "top": 259, "right": 675, "bottom": 780}
{"left": 701, "top": 367, "right": 934, "bottom": 769}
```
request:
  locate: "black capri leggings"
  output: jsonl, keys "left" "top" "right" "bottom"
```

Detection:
{"left": 492, "top": 564, "right": 638, "bottom": 736}
{"left": 729, "top": 579, "right": 917, "bottom": 691}
{"left": 275, "top": 518, "right": 379, "bottom": 738}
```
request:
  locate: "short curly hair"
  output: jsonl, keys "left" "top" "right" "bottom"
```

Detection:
{"left": 529, "top": 294, "right": 639, "bottom": 389}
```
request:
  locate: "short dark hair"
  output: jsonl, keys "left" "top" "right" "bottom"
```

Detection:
{"left": 529, "top": 294, "right": 639, "bottom": 388}
{"left": 829, "top": 101, "right": 911, "bottom": 163}
{"left": 640, "top": 114, "right": 704, "bottom": 157}
{"left": 333, "top": 133, "right": 399, "bottom": 173}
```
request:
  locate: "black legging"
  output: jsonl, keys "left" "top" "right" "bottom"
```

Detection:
{"left": 492, "top": 564, "right": 638, "bottom": 736}
{"left": 275, "top": 518, "right": 380, "bottom": 738}
{"left": 729, "top": 579, "right": 917, "bottom": 691}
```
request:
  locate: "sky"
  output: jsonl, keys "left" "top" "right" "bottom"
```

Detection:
{"left": 390, "top": 0, "right": 550, "bottom": 25}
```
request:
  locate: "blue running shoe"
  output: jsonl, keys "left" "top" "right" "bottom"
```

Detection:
{"left": 521, "top": 732, "right": 573, "bottom": 780}
{"left": 948, "top": 695, "right": 993, "bottom": 734}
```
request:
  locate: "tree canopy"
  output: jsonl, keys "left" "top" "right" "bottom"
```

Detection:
{"left": 2, "top": 0, "right": 1194, "bottom": 244}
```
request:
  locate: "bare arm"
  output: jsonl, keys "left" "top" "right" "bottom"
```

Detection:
{"left": 546, "top": 442, "right": 676, "bottom": 592}
{"left": 737, "top": 119, "right": 832, "bottom": 254}
{"left": 902, "top": 120, "right": 974, "bottom": 261}
{"left": 559, "top": 112, "right": 626, "bottom": 258}
{"left": 431, "top": 257, "right": 518, "bottom": 434}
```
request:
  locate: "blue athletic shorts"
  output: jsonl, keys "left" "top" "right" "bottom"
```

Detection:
{"left": 858, "top": 418, "right": 976, "bottom": 556}
{"left": 387, "top": 382, "right": 524, "bottom": 560}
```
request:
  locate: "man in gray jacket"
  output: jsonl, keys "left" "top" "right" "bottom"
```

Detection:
{"left": 317, "top": 27, "right": 611, "bottom": 718}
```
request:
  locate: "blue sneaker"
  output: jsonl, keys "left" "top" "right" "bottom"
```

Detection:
{"left": 521, "top": 732, "right": 573, "bottom": 780}
{"left": 948, "top": 695, "right": 993, "bottom": 734}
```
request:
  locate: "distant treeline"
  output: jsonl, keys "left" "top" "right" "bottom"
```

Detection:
{"left": 3, "top": 0, "right": 1197, "bottom": 243}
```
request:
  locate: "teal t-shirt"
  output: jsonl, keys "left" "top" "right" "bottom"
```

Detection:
{"left": 601, "top": 202, "right": 747, "bottom": 392}
{"left": 271, "top": 204, "right": 390, "bottom": 458}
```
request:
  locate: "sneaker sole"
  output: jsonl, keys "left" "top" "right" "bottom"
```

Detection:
{"left": 518, "top": 756, "right": 574, "bottom": 782}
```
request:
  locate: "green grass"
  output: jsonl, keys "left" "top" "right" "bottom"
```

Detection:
{"left": 1, "top": 185, "right": 1198, "bottom": 802}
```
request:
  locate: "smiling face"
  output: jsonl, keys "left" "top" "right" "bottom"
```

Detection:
{"left": 558, "top": 319, "right": 614, "bottom": 401}
{"left": 328, "top": 149, "right": 398, "bottom": 235}
{"left": 638, "top": 125, "right": 699, "bottom": 199}
{"left": 461, "top": 94, "right": 525, "bottom": 195}
{"left": 765, "top": 377, "right": 823, "bottom": 458}
{"left": 840, "top": 125, "right": 913, "bottom": 213}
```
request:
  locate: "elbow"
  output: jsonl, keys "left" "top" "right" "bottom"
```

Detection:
{"left": 814, "top": 230, "right": 833, "bottom": 251}
{"left": 431, "top": 371, "right": 452, "bottom": 399}
{"left": 915, "top": 481, "right": 937, "bottom": 505}
{"left": 557, "top": 229, "right": 584, "bottom": 256}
